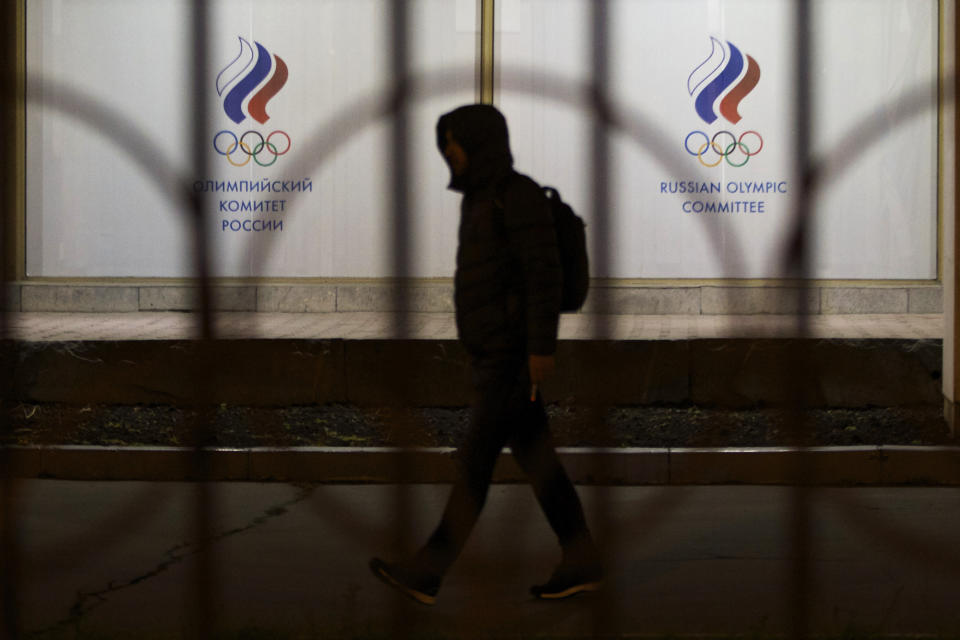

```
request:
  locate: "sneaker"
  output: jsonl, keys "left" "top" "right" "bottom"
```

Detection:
{"left": 530, "top": 562, "right": 603, "bottom": 600}
{"left": 369, "top": 557, "right": 440, "bottom": 606}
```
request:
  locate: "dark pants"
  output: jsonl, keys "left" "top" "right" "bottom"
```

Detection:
{"left": 416, "top": 356, "right": 592, "bottom": 578}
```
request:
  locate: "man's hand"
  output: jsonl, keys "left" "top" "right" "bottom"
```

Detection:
{"left": 528, "top": 354, "right": 555, "bottom": 401}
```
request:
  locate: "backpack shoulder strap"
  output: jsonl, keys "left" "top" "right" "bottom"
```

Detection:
{"left": 492, "top": 171, "right": 521, "bottom": 210}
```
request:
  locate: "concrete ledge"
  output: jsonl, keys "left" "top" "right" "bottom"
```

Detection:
{"left": 908, "top": 286, "right": 943, "bottom": 313}
{"left": 701, "top": 287, "right": 820, "bottom": 315}
{"left": 22, "top": 285, "right": 139, "bottom": 312}
{"left": 822, "top": 288, "right": 909, "bottom": 314}
{"left": 139, "top": 286, "right": 257, "bottom": 312}
{"left": 5, "top": 445, "right": 959, "bottom": 485}
{"left": 335, "top": 285, "right": 454, "bottom": 312}
{"left": 1, "top": 446, "right": 41, "bottom": 477}
{"left": 248, "top": 447, "right": 459, "bottom": 483}
{"left": 8, "top": 283, "right": 942, "bottom": 315}
{"left": 668, "top": 446, "right": 895, "bottom": 485}
{"left": 670, "top": 447, "right": 797, "bottom": 484}
{"left": 558, "top": 447, "right": 671, "bottom": 484}
{"left": 257, "top": 285, "right": 336, "bottom": 312}
{"left": 38, "top": 446, "right": 250, "bottom": 481}
{"left": 879, "top": 445, "right": 960, "bottom": 484}
{"left": 581, "top": 287, "right": 700, "bottom": 315}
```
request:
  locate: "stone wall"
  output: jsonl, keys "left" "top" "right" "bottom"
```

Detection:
{"left": 6, "top": 282, "right": 944, "bottom": 314}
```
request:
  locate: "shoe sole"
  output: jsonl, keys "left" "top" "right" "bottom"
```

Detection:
{"left": 534, "top": 581, "right": 602, "bottom": 600}
{"left": 370, "top": 561, "right": 437, "bottom": 606}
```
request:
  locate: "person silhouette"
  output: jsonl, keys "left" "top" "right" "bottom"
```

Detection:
{"left": 370, "top": 104, "right": 601, "bottom": 605}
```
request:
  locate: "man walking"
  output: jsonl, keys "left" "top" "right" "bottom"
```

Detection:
{"left": 370, "top": 104, "right": 601, "bottom": 605}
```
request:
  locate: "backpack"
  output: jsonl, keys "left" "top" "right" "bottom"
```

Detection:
{"left": 495, "top": 180, "right": 590, "bottom": 313}
{"left": 542, "top": 186, "right": 590, "bottom": 312}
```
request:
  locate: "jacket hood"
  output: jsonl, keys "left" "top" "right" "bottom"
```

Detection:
{"left": 436, "top": 104, "right": 514, "bottom": 193}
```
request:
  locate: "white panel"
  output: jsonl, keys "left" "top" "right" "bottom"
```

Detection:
{"left": 497, "top": 0, "right": 938, "bottom": 279}
{"left": 27, "top": 0, "right": 475, "bottom": 277}
{"left": 27, "top": 0, "right": 939, "bottom": 279}
{"left": 27, "top": 0, "right": 195, "bottom": 277}
{"left": 809, "top": 0, "right": 937, "bottom": 279}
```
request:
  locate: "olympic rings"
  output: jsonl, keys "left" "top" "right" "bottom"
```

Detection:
{"left": 684, "top": 129, "right": 764, "bottom": 168}
{"left": 212, "top": 129, "right": 291, "bottom": 166}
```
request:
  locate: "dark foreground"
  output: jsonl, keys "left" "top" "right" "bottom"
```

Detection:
{"left": 7, "top": 481, "right": 960, "bottom": 639}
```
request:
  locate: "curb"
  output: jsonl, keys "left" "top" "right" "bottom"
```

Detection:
{"left": 3, "top": 445, "right": 960, "bottom": 485}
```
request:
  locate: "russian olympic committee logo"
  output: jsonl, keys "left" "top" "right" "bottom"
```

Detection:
{"left": 685, "top": 37, "right": 761, "bottom": 168}
{"left": 213, "top": 36, "right": 290, "bottom": 167}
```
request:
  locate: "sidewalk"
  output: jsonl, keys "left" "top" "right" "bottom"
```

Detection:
{"left": 9, "top": 480, "right": 960, "bottom": 638}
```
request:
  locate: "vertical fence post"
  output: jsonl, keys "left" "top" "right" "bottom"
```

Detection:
{"left": 1, "top": 0, "right": 19, "bottom": 297}
{"left": 388, "top": 1, "right": 415, "bottom": 636}
{"left": 0, "top": 0, "right": 21, "bottom": 636}
{"left": 788, "top": 1, "right": 814, "bottom": 639}
{"left": 188, "top": 2, "right": 216, "bottom": 638}
{"left": 390, "top": 0, "right": 411, "bottom": 335}
{"left": 589, "top": 0, "right": 617, "bottom": 636}
{"left": 590, "top": 2, "right": 610, "bottom": 317}
{"left": 190, "top": 2, "right": 214, "bottom": 341}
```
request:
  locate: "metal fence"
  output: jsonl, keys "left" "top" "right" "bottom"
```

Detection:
{"left": 1, "top": 1, "right": 958, "bottom": 638}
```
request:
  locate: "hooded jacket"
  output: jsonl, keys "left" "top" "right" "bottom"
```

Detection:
{"left": 436, "top": 104, "right": 562, "bottom": 359}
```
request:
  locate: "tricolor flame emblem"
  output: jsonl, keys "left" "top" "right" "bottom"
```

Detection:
{"left": 216, "top": 36, "right": 288, "bottom": 125}
{"left": 687, "top": 37, "right": 760, "bottom": 125}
